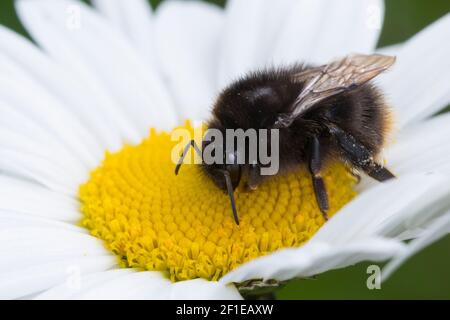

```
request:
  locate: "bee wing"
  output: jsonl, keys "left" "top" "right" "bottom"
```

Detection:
{"left": 274, "top": 54, "right": 396, "bottom": 128}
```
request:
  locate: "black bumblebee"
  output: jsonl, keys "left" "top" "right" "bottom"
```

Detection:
{"left": 176, "top": 54, "right": 396, "bottom": 225}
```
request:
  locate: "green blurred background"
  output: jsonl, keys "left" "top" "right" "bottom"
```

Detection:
{"left": 0, "top": 0, "right": 449, "bottom": 299}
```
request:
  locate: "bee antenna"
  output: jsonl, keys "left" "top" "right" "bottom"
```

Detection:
{"left": 175, "top": 140, "right": 202, "bottom": 175}
{"left": 221, "top": 170, "right": 240, "bottom": 225}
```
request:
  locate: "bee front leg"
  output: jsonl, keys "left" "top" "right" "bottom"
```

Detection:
{"left": 309, "top": 136, "right": 330, "bottom": 220}
{"left": 174, "top": 139, "right": 203, "bottom": 175}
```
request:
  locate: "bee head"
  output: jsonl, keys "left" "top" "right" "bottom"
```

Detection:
{"left": 174, "top": 137, "right": 242, "bottom": 224}
{"left": 201, "top": 145, "right": 242, "bottom": 192}
{"left": 200, "top": 144, "right": 242, "bottom": 225}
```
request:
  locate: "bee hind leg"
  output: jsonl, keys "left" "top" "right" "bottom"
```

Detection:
{"left": 309, "top": 136, "right": 330, "bottom": 220}
{"left": 363, "top": 162, "right": 395, "bottom": 182}
{"left": 328, "top": 124, "right": 395, "bottom": 182}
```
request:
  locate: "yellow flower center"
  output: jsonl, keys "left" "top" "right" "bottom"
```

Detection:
{"left": 79, "top": 123, "right": 357, "bottom": 281}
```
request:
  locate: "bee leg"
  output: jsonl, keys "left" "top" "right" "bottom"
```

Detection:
{"left": 309, "top": 136, "right": 330, "bottom": 220}
{"left": 361, "top": 161, "right": 395, "bottom": 182}
{"left": 329, "top": 125, "right": 395, "bottom": 182}
{"left": 174, "top": 140, "right": 202, "bottom": 175}
{"left": 246, "top": 163, "right": 261, "bottom": 191}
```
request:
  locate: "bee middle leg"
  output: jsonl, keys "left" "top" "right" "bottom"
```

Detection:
{"left": 309, "top": 136, "right": 330, "bottom": 220}
{"left": 246, "top": 164, "right": 262, "bottom": 191}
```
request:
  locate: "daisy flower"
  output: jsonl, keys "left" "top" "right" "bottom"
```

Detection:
{"left": 0, "top": 0, "right": 449, "bottom": 300}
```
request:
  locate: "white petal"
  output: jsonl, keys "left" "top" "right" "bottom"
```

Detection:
{"left": 0, "top": 175, "right": 80, "bottom": 222}
{"left": 0, "top": 125, "right": 86, "bottom": 186}
{"left": 0, "top": 256, "right": 116, "bottom": 299}
{"left": 383, "top": 212, "right": 450, "bottom": 280}
{"left": 0, "top": 102, "right": 90, "bottom": 174}
{"left": 67, "top": 270, "right": 242, "bottom": 300}
{"left": 17, "top": 0, "right": 177, "bottom": 135}
{"left": 218, "top": 0, "right": 295, "bottom": 87}
{"left": 271, "top": 0, "right": 324, "bottom": 65}
{"left": 386, "top": 113, "right": 450, "bottom": 176}
{"left": 315, "top": 173, "right": 450, "bottom": 244}
{"left": 91, "top": 0, "right": 157, "bottom": 68}
{"left": 35, "top": 269, "right": 134, "bottom": 300}
{"left": 0, "top": 26, "right": 123, "bottom": 152}
{"left": 307, "top": 0, "right": 384, "bottom": 64}
{"left": 221, "top": 237, "right": 403, "bottom": 283}
{"left": 0, "top": 149, "right": 80, "bottom": 195}
{"left": 169, "top": 278, "right": 242, "bottom": 300}
{"left": 155, "top": 0, "right": 224, "bottom": 121}
{"left": 74, "top": 271, "right": 172, "bottom": 300}
{"left": 379, "top": 13, "right": 450, "bottom": 127}
{"left": 0, "top": 228, "right": 111, "bottom": 271}
{"left": 0, "top": 211, "right": 83, "bottom": 233}
{"left": 273, "top": 0, "right": 384, "bottom": 65}
{"left": 0, "top": 71, "right": 99, "bottom": 169}
{"left": 0, "top": 126, "right": 85, "bottom": 183}
{"left": 377, "top": 43, "right": 403, "bottom": 56}
{"left": 358, "top": 112, "right": 450, "bottom": 191}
